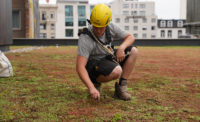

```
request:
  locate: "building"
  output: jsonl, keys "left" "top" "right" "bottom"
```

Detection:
{"left": 12, "top": 0, "right": 40, "bottom": 38}
{"left": 157, "top": 19, "right": 186, "bottom": 39}
{"left": 39, "top": 4, "right": 57, "bottom": 39}
{"left": 185, "top": 0, "right": 200, "bottom": 38}
{"left": 180, "top": 0, "right": 187, "bottom": 19}
{"left": 110, "top": 0, "right": 158, "bottom": 39}
{"left": 0, "top": 0, "right": 12, "bottom": 51}
{"left": 56, "top": 0, "right": 92, "bottom": 39}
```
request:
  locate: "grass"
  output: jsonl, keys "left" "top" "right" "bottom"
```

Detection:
{"left": 0, "top": 46, "right": 200, "bottom": 121}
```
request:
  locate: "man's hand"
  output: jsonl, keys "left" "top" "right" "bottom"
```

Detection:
{"left": 89, "top": 87, "right": 100, "bottom": 101}
{"left": 116, "top": 48, "right": 125, "bottom": 63}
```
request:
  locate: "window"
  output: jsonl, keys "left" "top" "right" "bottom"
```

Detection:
{"left": 161, "top": 30, "right": 165, "bottom": 38}
{"left": 151, "top": 18, "right": 156, "bottom": 23}
{"left": 51, "top": 33, "right": 55, "bottom": 39}
{"left": 125, "top": 18, "right": 129, "bottom": 23}
{"left": 90, "top": 5, "right": 94, "bottom": 13}
{"left": 142, "top": 27, "right": 147, "bottom": 31}
{"left": 131, "top": 4, "right": 134, "bottom": 8}
{"left": 168, "top": 30, "right": 172, "bottom": 38}
{"left": 131, "top": 11, "right": 137, "bottom": 16}
{"left": 133, "top": 19, "right": 138, "bottom": 23}
{"left": 78, "top": 6, "right": 86, "bottom": 26}
{"left": 51, "top": 24, "right": 55, "bottom": 30}
{"left": 115, "top": 18, "right": 120, "bottom": 23}
{"left": 160, "top": 21, "right": 166, "bottom": 27}
{"left": 40, "top": 24, "right": 46, "bottom": 30}
{"left": 50, "top": 12, "right": 54, "bottom": 19}
{"left": 122, "top": 11, "right": 129, "bottom": 15}
{"left": 139, "top": 4, "right": 145, "bottom": 8}
{"left": 42, "top": 11, "right": 46, "bottom": 20}
{"left": 40, "top": 33, "right": 47, "bottom": 39}
{"left": 135, "top": 4, "right": 138, "bottom": 8}
{"left": 142, "top": 18, "right": 147, "bottom": 23}
{"left": 139, "top": 11, "right": 145, "bottom": 16}
{"left": 65, "top": 29, "right": 73, "bottom": 37}
{"left": 177, "top": 21, "right": 183, "bottom": 27}
{"left": 167, "top": 21, "right": 173, "bottom": 27}
{"left": 12, "top": 10, "right": 21, "bottom": 29}
{"left": 142, "top": 33, "right": 147, "bottom": 38}
{"left": 133, "top": 33, "right": 138, "bottom": 38}
{"left": 65, "top": 6, "right": 73, "bottom": 26}
{"left": 133, "top": 26, "right": 138, "bottom": 30}
{"left": 125, "top": 26, "right": 129, "bottom": 30}
{"left": 178, "top": 30, "right": 182, "bottom": 37}
{"left": 123, "top": 4, "right": 129, "bottom": 8}
{"left": 151, "top": 35, "right": 156, "bottom": 38}
{"left": 151, "top": 26, "right": 155, "bottom": 30}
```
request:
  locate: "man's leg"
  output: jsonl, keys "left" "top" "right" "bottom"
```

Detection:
{"left": 115, "top": 47, "right": 138, "bottom": 100}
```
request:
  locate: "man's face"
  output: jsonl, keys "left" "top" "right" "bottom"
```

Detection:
{"left": 93, "top": 26, "right": 106, "bottom": 37}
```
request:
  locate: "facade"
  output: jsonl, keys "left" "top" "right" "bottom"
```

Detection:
{"left": 180, "top": 0, "right": 187, "bottom": 19}
{"left": 157, "top": 19, "right": 186, "bottom": 39}
{"left": 0, "top": 0, "right": 12, "bottom": 51}
{"left": 12, "top": 0, "right": 40, "bottom": 38}
{"left": 185, "top": 0, "right": 200, "bottom": 37}
{"left": 110, "top": 0, "right": 158, "bottom": 39}
{"left": 39, "top": 4, "right": 57, "bottom": 39}
{"left": 56, "top": 0, "right": 92, "bottom": 39}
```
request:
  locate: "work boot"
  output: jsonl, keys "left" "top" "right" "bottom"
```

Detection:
{"left": 94, "top": 82, "right": 101, "bottom": 92}
{"left": 114, "top": 80, "right": 131, "bottom": 101}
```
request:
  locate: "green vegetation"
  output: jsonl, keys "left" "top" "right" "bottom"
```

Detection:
{"left": 0, "top": 46, "right": 199, "bottom": 121}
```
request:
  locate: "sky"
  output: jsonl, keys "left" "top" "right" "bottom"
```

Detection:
{"left": 39, "top": 0, "right": 181, "bottom": 19}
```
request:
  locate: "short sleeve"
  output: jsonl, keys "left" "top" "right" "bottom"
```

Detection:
{"left": 109, "top": 23, "right": 127, "bottom": 40}
{"left": 77, "top": 35, "right": 93, "bottom": 59}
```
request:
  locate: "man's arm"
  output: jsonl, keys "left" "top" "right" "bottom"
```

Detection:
{"left": 76, "top": 55, "right": 100, "bottom": 100}
{"left": 116, "top": 33, "right": 135, "bottom": 62}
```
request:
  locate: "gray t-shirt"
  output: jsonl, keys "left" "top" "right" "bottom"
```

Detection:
{"left": 78, "top": 23, "right": 127, "bottom": 60}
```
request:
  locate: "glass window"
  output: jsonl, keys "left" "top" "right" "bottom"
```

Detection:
{"left": 123, "top": 4, "right": 129, "bottom": 8}
{"left": 133, "top": 19, "right": 138, "bottom": 23}
{"left": 125, "top": 18, "right": 129, "bottom": 23}
{"left": 115, "top": 18, "right": 120, "bottom": 23}
{"left": 78, "top": 6, "right": 86, "bottom": 26}
{"left": 131, "top": 11, "right": 137, "bottom": 16}
{"left": 142, "top": 18, "right": 147, "bottom": 23}
{"left": 142, "top": 33, "right": 147, "bottom": 38}
{"left": 123, "top": 11, "right": 129, "bottom": 15}
{"left": 50, "top": 12, "right": 54, "bottom": 19}
{"left": 90, "top": 5, "right": 94, "bottom": 13}
{"left": 177, "top": 21, "right": 183, "bottom": 27}
{"left": 40, "top": 33, "right": 47, "bottom": 39}
{"left": 51, "top": 24, "right": 55, "bottom": 30}
{"left": 151, "top": 18, "right": 156, "bottom": 23}
{"left": 139, "top": 4, "right": 145, "bottom": 8}
{"left": 142, "top": 27, "right": 147, "bottom": 31}
{"left": 125, "top": 26, "right": 129, "bottom": 30}
{"left": 167, "top": 21, "right": 173, "bottom": 27}
{"left": 133, "top": 26, "right": 138, "bottom": 30}
{"left": 65, "top": 6, "right": 73, "bottom": 26}
{"left": 161, "top": 30, "right": 165, "bottom": 37}
{"left": 65, "top": 6, "right": 73, "bottom": 17}
{"left": 40, "top": 24, "right": 46, "bottom": 30}
{"left": 139, "top": 11, "right": 145, "bottom": 16}
{"left": 134, "top": 33, "right": 138, "bottom": 38}
{"left": 168, "top": 30, "right": 172, "bottom": 38}
{"left": 65, "top": 18, "right": 73, "bottom": 26}
{"left": 42, "top": 11, "right": 46, "bottom": 20}
{"left": 151, "top": 35, "right": 156, "bottom": 38}
{"left": 160, "top": 21, "right": 166, "bottom": 27}
{"left": 12, "top": 10, "right": 21, "bottom": 29}
{"left": 151, "top": 26, "right": 156, "bottom": 30}
{"left": 65, "top": 29, "right": 73, "bottom": 37}
{"left": 178, "top": 30, "right": 182, "bottom": 37}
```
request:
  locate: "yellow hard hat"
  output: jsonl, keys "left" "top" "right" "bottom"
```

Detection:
{"left": 90, "top": 4, "right": 112, "bottom": 27}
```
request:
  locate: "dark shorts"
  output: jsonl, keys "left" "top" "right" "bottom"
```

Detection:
{"left": 86, "top": 46, "right": 134, "bottom": 84}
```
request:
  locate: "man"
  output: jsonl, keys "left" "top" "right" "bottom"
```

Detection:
{"left": 76, "top": 4, "right": 138, "bottom": 101}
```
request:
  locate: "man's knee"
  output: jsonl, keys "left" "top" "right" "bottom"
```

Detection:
{"left": 110, "top": 65, "right": 122, "bottom": 80}
{"left": 130, "top": 47, "right": 138, "bottom": 56}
